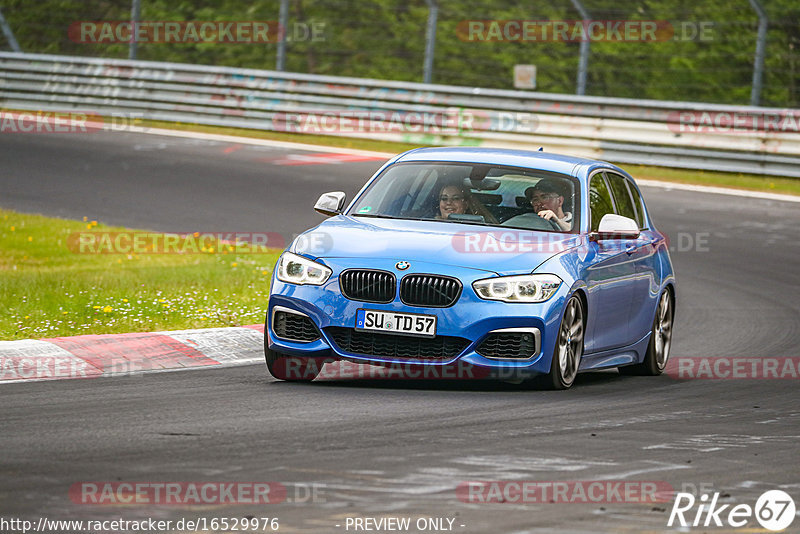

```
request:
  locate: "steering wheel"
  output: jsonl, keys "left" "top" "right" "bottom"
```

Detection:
{"left": 543, "top": 216, "right": 562, "bottom": 232}
{"left": 499, "top": 212, "right": 563, "bottom": 231}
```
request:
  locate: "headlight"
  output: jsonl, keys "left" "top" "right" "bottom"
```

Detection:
{"left": 276, "top": 252, "right": 332, "bottom": 285}
{"left": 473, "top": 274, "right": 562, "bottom": 303}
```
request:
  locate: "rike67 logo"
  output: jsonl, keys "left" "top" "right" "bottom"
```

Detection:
{"left": 668, "top": 490, "right": 795, "bottom": 531}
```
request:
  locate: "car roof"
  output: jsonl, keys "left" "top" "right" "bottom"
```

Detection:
{"left": 392, "top": 147, "right": 626, "bottom": 179}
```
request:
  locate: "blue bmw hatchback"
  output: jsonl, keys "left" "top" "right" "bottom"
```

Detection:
{"left": 265, "top": 147, "right": 676, "bottom": 389}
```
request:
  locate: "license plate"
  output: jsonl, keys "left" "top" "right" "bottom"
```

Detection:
{"left": 355, "top": 309, "right": 437, "bottom": 337}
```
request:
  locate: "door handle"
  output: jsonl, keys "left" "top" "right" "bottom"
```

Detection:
{"left": 625, "top": 244, "right": 636, "bottom": 255}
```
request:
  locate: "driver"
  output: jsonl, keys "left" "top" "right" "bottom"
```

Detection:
{"left": 525, "top": 179, "right": 573, "bottom": 231}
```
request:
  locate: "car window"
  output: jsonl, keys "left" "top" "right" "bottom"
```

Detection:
{"left": 349, "top": 162, "right": 579, "bottom": 233}
{"left": 626, "top": 180, "right": 648, "bottom": 230}
{"left": 589, "top": 173, "right": 614, "bottom": 232}
{"left": 605, "top": 172, "right": 637, "bottom": 222}
{"left": 404, "top": 167, "right": 443, "bottom": 213}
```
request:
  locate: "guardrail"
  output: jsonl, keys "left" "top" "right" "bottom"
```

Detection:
{"left": 1, "top": 52, "right": 799, "bottom": 177}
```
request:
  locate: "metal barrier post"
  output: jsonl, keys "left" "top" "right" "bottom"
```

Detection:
{"left": 129, "top": 0, "right": 140, "bottom": 60}
{"left": 0, "top": 7, "right": 21, "bottom": 52}
{"left": 423, "top": 0, "right": 438, "bottom": 84}
{"left": 569, "top": 0, "right": 590, "bottom": 96}
{"left": 277, "top": 0, "right": 289, "bottom": 71}
{"left": 748, "top": 0, "right": 768, "bottom": 106}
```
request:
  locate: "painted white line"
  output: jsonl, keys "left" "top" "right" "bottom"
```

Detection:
{"left": 141, "top": 127, "right": 395, "bottom": 159}
{"left": 637, "top": 179, "right": 800, "bottom": 203}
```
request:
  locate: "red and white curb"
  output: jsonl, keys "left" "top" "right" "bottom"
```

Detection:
{"left": 0, "top": 325, "right": 265, "bottom": 384}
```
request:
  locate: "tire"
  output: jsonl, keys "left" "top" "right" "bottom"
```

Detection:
{"left": 619, "top": 288, "right": 674, "bottom": 376}
{"left": 264, "top": 336, "right": 322, "bottom": 382}
{"left": 544, "top": 295, "right": 585, "bottom": 390}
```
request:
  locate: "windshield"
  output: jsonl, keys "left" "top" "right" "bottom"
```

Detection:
{"left": 348, "top": 162, "right": 580, "bottom": 233}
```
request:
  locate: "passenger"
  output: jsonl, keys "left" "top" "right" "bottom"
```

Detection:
{"left": 525, "top": 179, "right": 573, "bottom": 231}
{"left": 436, "top": 184, "right": 470, "bottom": 219}
{"left": 434, "top": 183, "right": 498, "bottom": 224}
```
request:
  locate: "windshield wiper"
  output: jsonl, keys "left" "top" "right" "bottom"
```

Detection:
{"left": 432, "top": 218, "right": 499, "bottom": 228}
{"left": 352, "top": 214, "right": 537, "bottom": 230}
{"left": 351, "top": 213, "right": 403, "bottom": 220}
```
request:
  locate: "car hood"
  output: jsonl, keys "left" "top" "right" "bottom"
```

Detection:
{"left": 289, "top": 215, "right": 583, "bottom": 275}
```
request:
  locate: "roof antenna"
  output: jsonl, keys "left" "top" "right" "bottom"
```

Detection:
{"left": 538, "top": 147, "right": 544, "bottom": 151}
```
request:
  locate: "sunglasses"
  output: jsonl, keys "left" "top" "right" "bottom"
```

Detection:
{"left": 530, "top": 194, "right": 558, "bottom": 203}
{"left": 439, "top": 195, "right": 465, "bottom": 202}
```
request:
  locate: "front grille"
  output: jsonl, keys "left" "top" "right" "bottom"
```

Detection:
{"left": 273, "top": 311, "right": 320, "bottom": 342}
{"left": 476, "top": 332, "right": 537, "bottom": 359}
{"left": 400, "top": 274, "right": 462, "bottom": 307}
{"left": 340, "top": 269, "right": 396, "bottom": 303}
{"left": 326, "top": 327, "right": 470, "bottom": 361}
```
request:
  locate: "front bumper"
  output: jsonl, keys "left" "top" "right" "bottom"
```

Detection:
{"left": 267, "top": 258, "right": 569, "bottom": 376}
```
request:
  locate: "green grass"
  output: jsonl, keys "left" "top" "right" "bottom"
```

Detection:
{"left": 622, "top": 164, "right": 800, "bottom": 196}
{"left": 0, "top": 209, "right": 280, "bottom": 340}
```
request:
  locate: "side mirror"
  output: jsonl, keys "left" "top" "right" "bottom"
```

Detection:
{"left": 590, "top": 214, "right": 640, "bottom": 241}
{"left": 314, "top": 192, "right": 346, "bottom": 217}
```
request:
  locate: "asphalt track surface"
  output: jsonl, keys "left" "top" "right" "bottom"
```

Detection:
{"left": 1, "top": 131, "right": 799, "bottom": 533}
